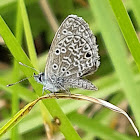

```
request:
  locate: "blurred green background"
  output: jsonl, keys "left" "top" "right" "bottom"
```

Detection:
{"left": 0, "top": 0, "right": 140, "bottom": 139}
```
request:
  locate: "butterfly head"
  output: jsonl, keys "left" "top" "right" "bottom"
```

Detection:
{"left": 33, "top": 72, "right": 60, "bottom": 92}
{"left": 33, "top": 72, "right": 45, "bottom": 85}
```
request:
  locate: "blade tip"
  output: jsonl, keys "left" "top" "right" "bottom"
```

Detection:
{"left": 19, "top": 62, "right": 22, "bottom": 65}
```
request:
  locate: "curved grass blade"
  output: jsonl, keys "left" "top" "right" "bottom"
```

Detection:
{"left": 0, "top": 93, "right": 139, "bottom": 137}
{"left": 0, "top": 99, "right": 38, "bottom": 137}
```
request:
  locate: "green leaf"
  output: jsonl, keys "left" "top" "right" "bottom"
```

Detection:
{"left": 69, "top": 112, "right": 138, "bottom": 140}
{"left": 19, "top": 0, "right": 38, "bottom": 69}
{"left": 0, "top": 16, "right": 81, "bottom": 140}
{"left": 108, "top": 0, "right": 140, "bottom": 71}
{"left": 89, "top": 0, "right": 140, "bottom": 130}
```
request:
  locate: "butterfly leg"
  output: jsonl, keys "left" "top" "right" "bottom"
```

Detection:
{"left": 42, "top": 87, "right": 45, "bottom": 95}
{"left": 66, "top": 89, "right": 71, "bottom": 97}
{"left": 42, "top": 86, "right": 51, "bottom": 97}
{"left": 44, "top": 90, "right": 51, "bottom": 97}
{"left": 53, "top": 92, "right": 59, "bottom": 99}
{"left": 58, "top": 84, "right": 71, "bottom": 96}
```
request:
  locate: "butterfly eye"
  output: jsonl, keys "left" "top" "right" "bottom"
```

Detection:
{"left": 85, "top": 51, "right": 92, "bottom": 59}
{"left": 62, "top": 29, "right": 67, "bottom": 35}
{"left": 61, "top": 67, "right": 66, "bottom": 72}
{"left": 55, "top": 48, "right": 60, "bottom": 55}
{"left": 39, "top": 76, "right": 42, "bottom": 81}
{"left": 61, "top": 47, "right": 66, "bottom": 53}
{"left": 86, "top": 52, "right": 91, "bottom": 57}
{"left": 57, "top": 33, "right": 60, "bottom": 38}
{"left": 52, "top": 64, "right": 58, "bottom": 70}
{"left": 66, "top": 71, "right": 71, "bottom": 76}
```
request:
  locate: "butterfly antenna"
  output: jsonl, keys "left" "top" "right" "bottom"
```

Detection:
{"left": 7, "top": 75, "right": 33, "bottom": 87}
{"left": 19, "top": 62, "right": 40, "bottom": 73}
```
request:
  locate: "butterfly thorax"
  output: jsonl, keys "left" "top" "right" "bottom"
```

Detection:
{"left": 34, "top": 73, "right": 65, "bottom": 92}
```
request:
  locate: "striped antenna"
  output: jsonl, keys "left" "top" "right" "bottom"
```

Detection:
{"left": 6, "top": 62, "right": 39, "bottom": 87}
{"left": 19, "top": 62, "right": 40, "bottom": 73}
{"left": 7, "top": 75, "right": 33, "bottom": 87}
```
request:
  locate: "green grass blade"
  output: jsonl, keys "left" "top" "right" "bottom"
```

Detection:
{"left": 108, "top": 0, "right": 140, "bottom": 71}
{"left": 11, "top": 62, "right": 20, "bottom": 140}
{"left": 0, "top": 16, "right": 81, "bottom": 140}
{"left": 68, "top": 112, "right": 138, "bottom": 140}
{"left": 89, "top": 0, "right": 140, "bottom": 131}
{"left": 0, "top": 98, "right": 38, "bottom": 137}
{"left": 19, "top": 0, "right": 49, "bottom": 137}
{"left": 15, "top": 0, "right": 23, "bottom": 44}
{"left": 19, "top": 0, "right": 38, "bottom": 69}
{"left": 2, "top": 93, "right": 138, "bottom": 139}
{"left": 130, "top": 0, "right": 140, "bottom": 30}
{"left": 11, "top": 1, "right": 23, "bottom": 139}
{"left": 18, "top": 1, "right": 81, "bottom": 139}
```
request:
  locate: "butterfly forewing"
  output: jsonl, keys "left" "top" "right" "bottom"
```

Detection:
{"left": 45, "top": 15, "right": 100, "bottom": 77}
{"left": 45, "top": 15, "right": 100, "bottom": 90}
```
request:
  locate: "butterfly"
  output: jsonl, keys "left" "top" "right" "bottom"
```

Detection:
{"left": 33, "top": 15, "right": 100, "bottom": 94}
{"left": 6, "top": 15, "right": 140, "bottom": 137}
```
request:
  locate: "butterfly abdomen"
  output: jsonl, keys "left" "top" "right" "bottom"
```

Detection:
{"left": 68, "top": 79, "right": 97, "bottom": 90}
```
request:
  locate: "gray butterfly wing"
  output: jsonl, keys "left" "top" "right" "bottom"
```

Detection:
{"left": 45, "top": 15, "right": 100, "bottom": 90}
